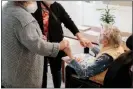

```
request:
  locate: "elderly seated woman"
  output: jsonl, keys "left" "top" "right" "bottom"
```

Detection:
{"left": 64, "top": 26, "right": 125, "bottom": 88}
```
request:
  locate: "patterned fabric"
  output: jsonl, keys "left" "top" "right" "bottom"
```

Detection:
{"left": 69, "top": 53, "right": 113, "bottom": 79}
{"left": 69, "top": 46, "right": 124, "bottom": 84}
{"left": 70, "top": 46, "right": 124, "bottom": 84}
{"left": 2, "top": 2, "right": 59, "bottom": 88}
{"left": 90, "top": 46, "right": 124, "bottom": 84}
{"left": 41, "top": 3, "right": 49, "bottom": 39}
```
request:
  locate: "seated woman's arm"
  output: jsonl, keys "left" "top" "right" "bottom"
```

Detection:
{"left": 68, "top": 54, "right": 113, "bottom": 79}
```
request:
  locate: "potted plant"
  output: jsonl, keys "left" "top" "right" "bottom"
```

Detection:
{"left": 97, "top": 4, "right": 116, "bottom": 30}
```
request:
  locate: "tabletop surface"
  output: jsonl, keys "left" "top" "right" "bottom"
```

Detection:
{"left": 63, "top": 25, "right": 132, "bottom": 44}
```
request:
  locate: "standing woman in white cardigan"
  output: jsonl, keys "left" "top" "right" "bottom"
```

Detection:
{"left": 2, "top": 1, "right": 69, "bottom": 88}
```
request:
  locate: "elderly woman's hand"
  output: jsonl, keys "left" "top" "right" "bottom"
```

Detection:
{"left": 63, "top": 45, "right": 75, "bottom": 63}
{"left": 63, "top": 46, "right": 74, "bottom": 59}
{"left": 76, "top": 32, "right": 92, "bottom": 48}
{"left": 59, "top": 40, "right": 69, "bottom": 51}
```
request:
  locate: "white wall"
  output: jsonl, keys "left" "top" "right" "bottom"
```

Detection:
{"left": 58, "top": 1, "right": 83, "bottom": 26}
{"left": 2, "top": 1, "right": 132, "bottom": 33}
{"left": 82, "top": 2, "right": 132, "bottom": 33}
{"left": 57, "top": 1, "right": 132, "bottom": 33}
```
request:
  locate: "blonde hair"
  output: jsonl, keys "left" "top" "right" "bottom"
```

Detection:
{"left": 103, "top": 26, "right": 122, "bottom": 48}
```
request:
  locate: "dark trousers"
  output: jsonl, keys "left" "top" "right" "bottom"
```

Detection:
{"left": 42, "top": 51, "right": 65, "bottom": 88}
{"left": 65, "top": 66, "right": 101, "bottom": 88}
{"left": 65, "top": 66, "right": 78, "bottom": 88}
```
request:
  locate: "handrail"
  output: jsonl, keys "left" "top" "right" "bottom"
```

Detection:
{"left": 64, "top": 36, "right": 99, "bottom": 46}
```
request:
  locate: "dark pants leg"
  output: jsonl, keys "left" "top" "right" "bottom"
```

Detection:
{"left": 65, "top": 66, "right": 77, "bottom": 88}
{"left": 42, "top": 56, "right": 62, "bottom": 88}
{"left": 50, "top": 67, "right": 62, "bottom": 88}
{"left": 42, "top": 57, "right": 48, "bottom": 88}
{"left": 49, "top": 51, "right": 65, "bottom": 88}
{"left": 65, "top": 66, "right": 96, "bottom": 88}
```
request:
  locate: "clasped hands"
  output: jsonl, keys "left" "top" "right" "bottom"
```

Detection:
{"left": 60, "top": 33, "right": 94, "bottom": 63}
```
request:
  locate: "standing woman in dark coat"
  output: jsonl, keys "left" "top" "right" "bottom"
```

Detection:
{"left": 32, "top": 1, "right": 91, "bottom": 88}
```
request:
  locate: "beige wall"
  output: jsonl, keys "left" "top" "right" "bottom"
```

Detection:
{"left": 103, "top": 1, "right": 132, "bottom": 6}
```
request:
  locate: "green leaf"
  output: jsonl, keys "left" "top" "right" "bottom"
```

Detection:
{"left": 99, "top": 6, "right": 115, "bottom": 24}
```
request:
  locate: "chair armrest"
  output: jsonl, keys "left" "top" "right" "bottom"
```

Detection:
{"left": 92, "top": 42, "right": 99, "bottom": 46}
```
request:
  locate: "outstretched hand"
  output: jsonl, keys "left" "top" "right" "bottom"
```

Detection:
{"left": 76, "top": 32, "right": 93, "bottom": 48}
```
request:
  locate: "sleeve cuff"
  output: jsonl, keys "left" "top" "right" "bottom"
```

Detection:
{"left": 49, "top": 43, "right": 60, "bottom": 57}
{"left": 74, "top": 30, "right": 80, "bottom": 36}
{"left": 69, "top": 59, "right": 78, "bottom": 65}
{"left": 91, "top": 46, "right": 100, "bottom": 55}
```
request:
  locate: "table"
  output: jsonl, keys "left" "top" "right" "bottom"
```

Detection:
{"left": 64, "top": 25, "right": 131, "bottom": 43}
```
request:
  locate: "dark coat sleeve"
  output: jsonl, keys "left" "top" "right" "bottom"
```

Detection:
{"left": 69, "top": 54, "right": 113, "bottom": 79}
{"left": 56, "top": 2, "right": 79, "bottom": 35}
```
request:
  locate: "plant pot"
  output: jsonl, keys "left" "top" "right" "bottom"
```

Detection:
{"left": 101, "top": 22, "right": 112, "bottom": 30}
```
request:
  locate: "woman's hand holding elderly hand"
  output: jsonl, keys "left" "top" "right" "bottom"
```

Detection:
{"left": 80, "top": 37, "right": 91, "bottom": 47}
{"left": 59, "top": 40, "right": 69, "bottom": 51}
{"left": 76, "top": 32, "right": 92, "bottom": 48}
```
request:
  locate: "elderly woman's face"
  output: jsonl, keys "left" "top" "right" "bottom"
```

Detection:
{"left": 99, "top": 31, "right": 109, "bottom": 47}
